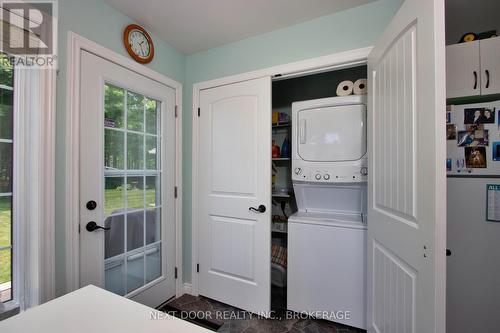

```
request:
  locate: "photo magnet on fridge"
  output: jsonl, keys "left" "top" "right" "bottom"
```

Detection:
{"left": 493, "top": 142, "right": 500, "bottom": 161}
{"left": 446, "top": 124, "right": 456, "bottom": 140}
{"left": 457, "top": 129, "right": 489, "bottom": 147}
{"left": 464, "top": 107, "right": 496, "bottom": 124}
{"left": 465, "top": 147, "right": 487, "bottom": 168}
{"left": 466, "top": 124, "right": 484, "bottom": 131}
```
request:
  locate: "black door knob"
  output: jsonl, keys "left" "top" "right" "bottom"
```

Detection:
{"left": 446, "top": 249, "right": 452, "bottom": 256}
{"left": 86, "top": 221, "right": 110, "bottom": 232}
{"left": 249, "top": 205, "right": 266, "bottom": 213}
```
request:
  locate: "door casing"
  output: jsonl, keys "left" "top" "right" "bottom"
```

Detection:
{"left": 64, "top": 32, "right": 183, "bottom": 297}
{"left": 191, "top": 47, "right": 374, "bottom": 295}
{"left": 191, "top": 45, "right": 446, "bottom": 328}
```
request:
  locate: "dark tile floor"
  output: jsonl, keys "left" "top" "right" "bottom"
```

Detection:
{"left": 163, "top": 287, "right": 365, "bottom": 333}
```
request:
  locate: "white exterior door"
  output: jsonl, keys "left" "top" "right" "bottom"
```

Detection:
{"left": 198, "top": 77, "right": 271, "bottom": 314}
{"left": 79, "top": 51, "right": 177, "bottom": 308}
{"left": 367, "top": 0, "right": 446, "bottom": 332}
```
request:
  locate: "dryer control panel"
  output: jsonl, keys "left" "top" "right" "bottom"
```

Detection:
{"left": 292, "top": 158, "right": 367, "bottom": 183}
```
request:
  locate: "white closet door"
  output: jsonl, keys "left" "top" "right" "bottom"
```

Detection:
{"left": 480, "top": 37, "right": 500, "bottom": 95}
{"left": 198, "top": 77, "right": 271, "bottom": 314}
{"left": 446, "top": 41, "right": 480, "bottom": 98}
{"left": 367, "top": 0, "right": 446, "bottom": 332}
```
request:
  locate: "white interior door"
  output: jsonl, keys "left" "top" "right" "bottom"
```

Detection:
{"left": 198, "top": 77, "right": 271, "bottom": 314}
{"left": 367, "top": 0, "right": 446, "bottom": 332}
{"left": 79, "top": 51, "right": 176, "bottom": 308}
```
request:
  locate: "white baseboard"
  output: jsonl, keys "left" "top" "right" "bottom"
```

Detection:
{"left": 182, "top": 283, "right": 193, "bottom": 295}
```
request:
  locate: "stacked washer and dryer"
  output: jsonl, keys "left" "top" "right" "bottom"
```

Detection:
{"left": 287, "top": 95, "right": 367, "bottom": 330}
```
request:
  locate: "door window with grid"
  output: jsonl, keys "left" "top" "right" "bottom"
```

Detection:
{"left": 103, "top": 84, "right": 162, "bottom": 296}
{"left": 0, "top": 53, "right": 13, "bottom": 303}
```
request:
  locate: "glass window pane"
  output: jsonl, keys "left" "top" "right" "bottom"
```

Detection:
{"left": 126, "top": 210, "right": 144, "bottom": 251}
{"left": 0, "top": 54, "right": 13, "bottom": 87}
{"left": 104, "top": 84, "right": 124, "bottom": 129}
{"left": 0, "top": 143, "right": 12, "bottom": 193}
{"left": 146, "top": 244, "right": 161, "bottom": 283}
{"left": 104, "top": 214, "right": 124, "bottom": 258}
{"left": 105, "top": 129, "right": 124, "bottom": 170}
{"left": 104, "top": 177, "right": 125, "bottom": 216}
{"left": 145, "top": 176, "right": 160, "bottom": 208}
{"left": 0, "top": 249, "right": 11, "bottom": 285}
{"left": 145, "top": 136, "right": 157, "bottom": 170}
{"left": 103, "top": 86, "right": 163, "bottom": 297}
{"left": 0, "top": 89, "right": 13, "bottom": 140}
{"left": 127, "top": 133, "right": 144, "bottom": 170}
{"left": 105, "top": 258, "right": 126, "bottom": 296}
{"left": 146, "top": 208, "right": 161, "bottom": 245}
{"left": 126, "top": 252, "right": 144, "bottom": 293}
{"left": 126, "top": 176, "right": 144, "bottom": 210}
{"left": 127, "top": 91, "right": 144, "bottom": 132}
{"left": 145, "top": 99, "right": 157, "bottom": 135}
{"left": 0, "top": 197, "right": 11, "bottom": 248}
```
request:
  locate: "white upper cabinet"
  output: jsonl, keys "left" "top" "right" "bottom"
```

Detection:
{"left": 446, "top": 37, "right": 500, "bottom": 98}
{"left": 480, "top": 37, "right": 500, "bottom": 95}
{"left": 446, "top": 41, "right": 480, "bottom": 98}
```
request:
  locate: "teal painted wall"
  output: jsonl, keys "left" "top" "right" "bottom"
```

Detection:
{"left": 55, "top": 0, "right": 185, "bottom": 296}
{"left": 181, "top": 0, "right": 403, "bottom": 283}
{"left": 54, "top": 0, "right": 404, "bottom": 294}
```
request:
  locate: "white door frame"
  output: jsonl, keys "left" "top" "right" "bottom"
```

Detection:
{"left": 64, "top": 32, "right": 183, "bottom": 298}
{"left": 191, "top": 46, "right": 373, "bottom": 295}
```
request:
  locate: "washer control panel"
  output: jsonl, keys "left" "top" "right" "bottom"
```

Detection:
{"left": 292, "top": 162, "right": 367, "bottom": 183}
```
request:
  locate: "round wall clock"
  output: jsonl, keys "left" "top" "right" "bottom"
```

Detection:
{"left": 123, "top": 24, "right": 155, "bottom": 64}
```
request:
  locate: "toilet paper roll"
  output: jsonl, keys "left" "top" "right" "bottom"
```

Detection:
{"left": 353, "top": 78, "right": 367, "bottom": 95}
{"left": 336, "top": 80, "right": 354, "bottom": 96}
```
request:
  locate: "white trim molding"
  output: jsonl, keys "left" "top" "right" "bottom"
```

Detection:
{"left": 65, "top": 32, "right": 183, "bottom": 298}
{"left": 191, "top": 46, "right": 372, "bottom": 295}
{"left": 182, "top": 283, "right": 193, "bottom": 296}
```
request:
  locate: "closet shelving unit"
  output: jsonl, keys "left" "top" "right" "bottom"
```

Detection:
{"left": 271, "top": 121, "right": 294, "bottom": 235}
{"left": 272, "top": 193, "right": 291, "bottom": 198}
{"left": 272, "top": 123, "right": 291, "bottom": 129}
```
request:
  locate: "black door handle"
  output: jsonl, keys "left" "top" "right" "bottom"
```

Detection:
{"left": 249, "top": 205, "right": 266, "bottom": 213}
{"left": 485, "top": 69, "right": 490, "bottom": 89}
{"left": 446, "top": 249, "right": 451, "bottom": 257}
{"left": 86, "top": 221, "right": 110, "bottom": 232}
{"left": 473, "top": 71, "right": 478, "bottom": 89}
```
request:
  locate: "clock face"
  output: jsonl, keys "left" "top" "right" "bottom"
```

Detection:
{"left": 124, "top": 24, "right": 154, "bottom": 64}
{"left": 128, "top": 29, "right": 150, "bottom": 58}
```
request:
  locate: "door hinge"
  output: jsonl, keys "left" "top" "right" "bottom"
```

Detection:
{"left": 175, "top": 105, "right": 178, "bottom": 118}
{"left": 198, "top": 107, "right": 200, "bottom": 117}
{"left": 175, "top": 267, "right": 178, "bottom": 279}
{"left": 174, "top": 186, "right": 178, "bottom": 199}
{"left": 197, "top": 263, "right": 199, "bottom": 273}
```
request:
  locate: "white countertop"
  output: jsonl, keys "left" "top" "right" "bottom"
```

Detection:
{"left": 0, "top": 285, "right": 212, "bottom": 333}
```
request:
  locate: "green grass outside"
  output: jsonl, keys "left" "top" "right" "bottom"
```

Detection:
{"left": 105, "top": 188, "right": 157, "bottom": 217}
{"left": 0, "top": 189, "right": 158, "bottom": 284}
{"left": 0, "top": 198, "right": 11, "bottom": 284}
